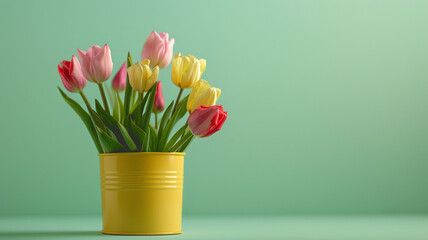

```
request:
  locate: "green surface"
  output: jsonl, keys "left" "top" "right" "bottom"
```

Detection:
{"left": 1, "top": 0, "right": 428, "bottom": 216}
{"left": 1, "top": 216, "right": 428, "bottom": 240}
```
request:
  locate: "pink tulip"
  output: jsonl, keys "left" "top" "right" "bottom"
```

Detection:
{"left": 77, "top": 44, "right": 113, "bottom": 83}
{"left": 188, "top": 105, "right": 227, "bottom": 138}
{"left": 141, "top": 31, "right": 175, "bottom": 69}
{"left": 111, "top": 62, "right": 127, "bottom": 92}
{"left": 58, "top": 55, "right": 87, "bottom": 92}
{"left": 153, "top": 81, "right": 165, "bottom": 112}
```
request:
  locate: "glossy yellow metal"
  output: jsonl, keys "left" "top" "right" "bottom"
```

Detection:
{"left": 99, "top": 152, "right": 185, "bottom": 235}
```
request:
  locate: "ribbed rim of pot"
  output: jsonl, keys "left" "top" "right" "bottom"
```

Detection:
{"left": 99, "top": 152, "right": 186, "bottom": 156}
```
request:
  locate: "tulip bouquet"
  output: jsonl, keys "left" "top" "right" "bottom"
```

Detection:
{"left": 57, "top": 31, "right": 227, "bottom": 153}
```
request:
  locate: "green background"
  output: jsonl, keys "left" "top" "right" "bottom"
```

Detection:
{"left": 1, "top": 0, "right": 427, "bottom": 216}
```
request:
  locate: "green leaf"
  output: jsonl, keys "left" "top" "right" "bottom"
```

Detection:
{"left": 95, "top": 100, "right": 137, "bottom": 152}
{"left": 157, "top": 101, "right": 174, "bottom": 142}
{"left": 164, "top": 124, "right": 187, "bottom": 152}
{"left": 129, "top": 118, "right": 146, "bottom": 150}
{"left": 95, "top": 126, "right": 125, "bottom": 153}
{"left": 130, "top": 95, "right": 139, "bottom": 115}
{"left": 158, "top": 113, "right": 177, "bottom": 151}
{"left": 123, "top": 52, "right": 133, "bottom": 118}
{"left": 135, "top": 90, "right": 150, "bottom": 125}
{"left": 170, "top": 131, "right": 193, "bottom": 152}
{"left": 95, "top": 100, "right": 116, "bottom": 126}
{"left": 177, "top": 135, "right": 195, "bottom": 152}
{"left": 158, "top": 96, "right": 189, "bottom": 151}
{"left": 105, "top": 86, "right": 119, "bottom": 122}
{"left": 58, "top": 87, "right": 103, "bottom": 153}
{"left": 109, "top": 88, "right": 120, "bottom": 122}
{"left": 141, "top": 83, "right": 157, "bottom": 131}
{"left": 117, "top": 123, "right": 137, "bottom": 151}
{"left": 131, "top": 88, "right": 136, "bottom": 108}
{"left": 142, "top": 128, "right": 150, "bottom": 152}
{"left": 88, "top": 106, "right": 107, "bottom": 132}
{"left": 117, "top": 92, "right": 125, "bottom": 123}
{"left": 175, "top": 95, "right": 189, "bottom": 122}
{"left": 148, "top": 124, "right": 158, "bottom": 151}
{"left": 106, "top": 128, "right": 118, "bottom": 141}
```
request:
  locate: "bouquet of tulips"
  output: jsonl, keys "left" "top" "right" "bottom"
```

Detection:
{"left": 57, "top": 31, "right": 228, "bottom": 153}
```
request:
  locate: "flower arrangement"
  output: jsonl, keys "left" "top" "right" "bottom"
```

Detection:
{"left": 58, "top": 31, "right": 227, "bottom": 153}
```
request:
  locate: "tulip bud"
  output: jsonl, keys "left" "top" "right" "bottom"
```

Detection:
{"left": 188, "top": 105, "right": 227, "bottom": 138}
{"left": 58, "top": 55, "right": 87, "bottom": 92}
{"left": 187, "top": 80, "right": 221, "bottom": 113}
{"left": 141, "top": 30, "right": 175, "bottom": 69}
{"left": 171, "top": 53, "right": 206, "bottom": 89}
{"left": 127, "top": 60, "right": 159, "bottom": 93}
{"left": 153, "top": 81, "right": 165, "bottom": 113}
{"left": 111, "top": 62, "right": 127, "bottom": 92}
{"left": 77, "top": 44, "right": 113, "bottom": 83}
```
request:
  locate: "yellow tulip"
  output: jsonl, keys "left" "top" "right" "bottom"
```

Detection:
{"left": 171, "top": 53, "right": 206, "bottom": 89}
{"left": 187, "top": 80, "right": 221, "bottom": 113}
{"left": 127, "top": 60, "right": 159, "bottom": 93}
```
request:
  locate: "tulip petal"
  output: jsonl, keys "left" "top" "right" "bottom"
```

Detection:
{"left": 145, "top": 66, "right": 159, "bottom": 92}
{"left": 153, "top": 81, "right": 165, "bottom": 112}
{"left": 91, "top": 45, "right": 103, "bottom": 57}
{"left": 70, "top": 55, "right": 87, "bottom": 90}
{"left": 141, "top": 63, "right": 152, "bottom": 91}
{"left": 58, "top": 55, "right": 87, "bottom": 92}
{"left": 59, "top": 65, "right": 76, "bottom": 92}
{"left": 171, "top": 53, "right": 182, "bottom": 87}
{"left": 159, "top": 38, "right": 175, "bottom": 68}
{"left": 171, "top": 53, "right": 206, "bottom": 89}
{"left": 190, "top": 88, "right": 219, "bottom": 113}
{"left": 181, "top": 59, "right": 200, "bottom": 89}
{"left": 190, "top": 107, "right": 218, "bottom": 136}
{"left": 127, "top": 63, "right": 144, "bottom": 93}
{"left": 187, "top": 105, "right": 227, "bottom": 138}
{"left": 199, "top": 59, "right": 206, "bottom": 73}
{"left": 77, "top": 48, "right": 93, "bottom": 82}
{"left": 142, "top": 31, "right": 164, "bottom": 68}
{"left": 187, "top": 80, "right": 211, "bottom": 112}
{"left": 142, "top": 59, "right": 150, "bottom": 66}
{"left": 112, "top": 62, "right": 127, "bottom": 91}
{"left": 92, "top": 44, "right": 113, "bottom": 82}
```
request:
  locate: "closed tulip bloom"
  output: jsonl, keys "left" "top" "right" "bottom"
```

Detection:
{"left": 188, "top": 105, "right": 227, "bottom": 138}
{"left": 187, "top": 80, "right": 221, "bottom": 113}
{"left": 111, "top": 62, "right": 127, "bottom": 92}
{"left": 171, "top": 53, "right": 206, "bottom": 89}
{"left": 58, "top": 55, "right": 87, "bottom": 92}
{"left": 77, "top": 44, "right": 113, "bottom": 83}
{"left": 141, "top": 30, "right": 175, "bottom": 69}
{"left": 153, "top": 81, "right": 165, "bottom": 112}
{"left": 127, "top": 60, "right": 159, "bottom": 93}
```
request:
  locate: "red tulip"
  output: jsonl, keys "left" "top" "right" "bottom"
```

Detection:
{"left": 58, "top": 55, "right": 87, "bottom": 92}
{"left": 187, "top": 105, "right": 227, "bottom": 138}
{"left": 111, "top": 62, "right": 127, "bottom": 92}
{"left": 153, "top": 81, "right": 165, "bottom": 112}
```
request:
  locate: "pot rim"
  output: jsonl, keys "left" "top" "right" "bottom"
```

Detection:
{"left": 99, "top": 152, "right": 186, "bottom": 156}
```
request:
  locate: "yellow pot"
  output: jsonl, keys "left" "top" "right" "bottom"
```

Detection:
{"left": 99, "top": 152, "right": 185, "bottom": 235}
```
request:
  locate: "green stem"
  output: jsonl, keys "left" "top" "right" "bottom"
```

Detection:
{"left": 97, "top": 83, "right": 110, "bottom": 114}
{"left": 171, "top": 88, "right": 184, "bottom": 116}
{"left": 79, "top": 91, "right": 91, "bottom": 110}
{"left": 136, "top": 92, "right": 144, "bottom": 123}
{"left": 115, "top": 91, "right": 124, "bottom": 107}
{"left": 115, "top": 91, "right": 124, "bottom": 123}
{"left": 131, "top": 89, "right": 136, "bottom": 107}
{"left": 155, "top": 112, "right": 158, "bottom": 129}
{"left": 182, "top": 118, "right": 189, "bottom": 137}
